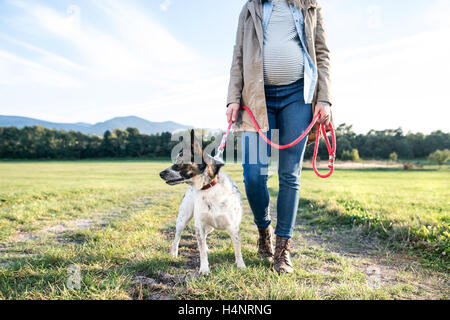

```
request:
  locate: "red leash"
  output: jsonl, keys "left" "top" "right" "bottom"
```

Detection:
{"left": 217, "top": 106, "right": 336, "bottom": 178}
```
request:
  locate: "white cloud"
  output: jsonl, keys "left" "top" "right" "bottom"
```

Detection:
{"left": 425, "top": 0, "right": 450, "bottom": 28}
{"left": 0, "top": 34, "right": 86, "bottom": 72}
{"left": 1, "top": 0, "right": 227, "bottom": 128}
{"left": 319, "top": 0, "right": 450, "bottom": 134}
{"left": 0, "top": 49, "right": 85, "bottom": 88}
{"left": 3, "top": 0, "right": 447, "bottom": 134}
{"left": 160, "top": 0, "right": 171, "bottom": 12}
{"left": 7, "top": 0, "right": 201, "bottom": 81}
{"left": 332, "top": 28, "right": 450, "bottom": 134}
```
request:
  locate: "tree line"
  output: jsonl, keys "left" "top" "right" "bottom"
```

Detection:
{"left": 0, "top": 124, "right": 448, "bottom": 160}
{"left": 314, "top": 124, "right": 450, "bottom": 161}
{"left": 0, "top": 126, "right": 174, "bottom": 159}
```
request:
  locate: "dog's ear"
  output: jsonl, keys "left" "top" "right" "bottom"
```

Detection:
{"left": 203, "top": 152, "right": 224, "bottom": 178}
{"left": 190, "top": 129, "right": 195, "bottom": 145}
{"left": 210, "top": 158, "right": 224, "bottom": 178}
{"left": 190, "top": 129, "right": 203, "bottom": 162}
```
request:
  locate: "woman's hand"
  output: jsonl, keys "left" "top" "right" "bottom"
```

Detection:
{"left": 227, "top": 103, "right": 240, "bottom": 123}
{"left": 314, "top": 103, "right": 331, "bottom": 126}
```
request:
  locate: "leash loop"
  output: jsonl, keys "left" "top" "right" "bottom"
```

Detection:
{"left": 311, "top": 118, "right": 336, "bottom": 178}
{"left": 216, "top": 106, "right": 336, "bottom": 178}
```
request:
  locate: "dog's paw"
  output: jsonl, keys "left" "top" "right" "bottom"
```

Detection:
{"left": 237, "top": 262, "right": 246, "bottom": 269}
{"left": 199, "top": 267, "right": 210, "bottom": 276}
{"left": 170, "top": 246, "right": 179, "bottom": 258}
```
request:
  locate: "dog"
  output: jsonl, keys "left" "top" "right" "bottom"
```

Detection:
{"left": 159, "top": 130, "right": 246, "bottom": 275}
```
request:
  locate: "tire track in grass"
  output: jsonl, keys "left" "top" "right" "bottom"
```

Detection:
{"left": 0, "top": 195, "right": 157, "bottom": 268}
{"left": 293, "top": 216, "right": 449, "bottom": 299}
{"left": 1, "top": 192, "right": 185, "bottom": 299}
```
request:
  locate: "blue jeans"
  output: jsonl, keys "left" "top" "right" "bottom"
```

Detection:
{"left": 242, "top": 78, "right": 312, "bottom": 239}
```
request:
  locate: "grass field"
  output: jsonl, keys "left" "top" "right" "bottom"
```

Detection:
{"left": 0, "top": 161, "right": 448, "bottom": 300}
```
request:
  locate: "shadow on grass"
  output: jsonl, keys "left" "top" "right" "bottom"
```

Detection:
{"left": 297, "top": 197, "right": 448, "bottom": 272}
{"left": 267, "top": 185, "right": 448, "bottom": 271}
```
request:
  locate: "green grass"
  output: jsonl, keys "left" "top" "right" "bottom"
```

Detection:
{"left": 0, "top": 161, "right": 448, "bottom": 300}
{"left": 295, "top": 169, "right": 449, "bottom": 270}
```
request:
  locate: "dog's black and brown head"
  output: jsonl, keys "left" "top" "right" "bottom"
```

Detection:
{"left": 159, "top": 130, "right": 224, "bottom": 189}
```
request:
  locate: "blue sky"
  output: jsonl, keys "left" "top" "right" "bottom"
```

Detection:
{"left": 0, "top": 0, "right": 449, "bottom": 133}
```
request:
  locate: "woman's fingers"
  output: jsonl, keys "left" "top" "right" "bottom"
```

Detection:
{"left": 226, "top": 108, "right": 232, "bottom": 123}
{"left": 315, "top": 103, "right": 331, "bottom": 125}
{"left": 226, "top": 106, "right": 234, "bottom": 123}
{"left": 232, "top": 107, "right": 239, "bottom": 122}
{"left": 227, "top": 103, "right": 240, "bottom": 123}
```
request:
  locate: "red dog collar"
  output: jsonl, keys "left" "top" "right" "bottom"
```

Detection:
{"left": 201, "top": 175, "right": 219, "bottom": 191}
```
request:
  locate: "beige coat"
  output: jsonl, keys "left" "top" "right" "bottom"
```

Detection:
{"left": 226, "top": 0, "right": 333, "bottom": 145}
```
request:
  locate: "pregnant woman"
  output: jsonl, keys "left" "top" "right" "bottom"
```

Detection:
{"left": 226, "top": 0, "right": 332, "bottom": 274}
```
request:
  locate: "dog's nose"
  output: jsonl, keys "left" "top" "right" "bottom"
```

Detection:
{"left": 159, "top": 171, "right": 166, "bottom": 179}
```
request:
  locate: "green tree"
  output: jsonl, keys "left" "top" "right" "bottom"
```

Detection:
{"left": 101, "top": 130, "right": 115, "bottom": 157}
{"left": 0, "top": 124, "right": 448, "bottom": 161}
{"left": 389, "top": 152, "right": 398, "bottom": 162}
{"left": 341, "top": 148, "right": 360, "bottom": 161}
{"left": 428, "top": 149, "right": 450, "bottom": 167}
{"left": 351, "top": 149, "right": 361, "bottom": 162}
{"left": 125, "top": 127, "right": 142, "bottom": 157}
{"left": 113, "top": 129, "right": 128, "bottom": 157}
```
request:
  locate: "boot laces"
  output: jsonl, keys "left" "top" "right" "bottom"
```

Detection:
{"left": 258, "top": 229, "right": 272, "bottom": 254}
{"left": 275, "top": 239, "right": 292, "bottom": 263}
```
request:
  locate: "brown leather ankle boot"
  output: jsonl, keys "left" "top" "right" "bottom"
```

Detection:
{"left": 274, "top": 235, "right": 294, "bottom": 274}
{"left": 257, "top": 225, "right": 274, "bottom": 262}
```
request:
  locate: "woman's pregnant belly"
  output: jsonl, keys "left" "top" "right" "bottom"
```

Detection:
{"left": 263, "top": 41, "right": 304, "bottom": 86}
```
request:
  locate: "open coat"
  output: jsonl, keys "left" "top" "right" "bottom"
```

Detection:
{"left": 226, "top": 0, "right": 333, "bottom": 145}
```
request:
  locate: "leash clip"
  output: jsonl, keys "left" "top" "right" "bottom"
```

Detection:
{"left": 214, "top": 148, "right": 225, "bottom": 163}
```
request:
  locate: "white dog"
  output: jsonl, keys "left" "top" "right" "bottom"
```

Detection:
{"left": 159, "top": 130, "right": 246, "bottom": 275}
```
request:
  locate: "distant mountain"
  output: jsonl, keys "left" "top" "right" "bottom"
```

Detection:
{"left": 0, "top": 115, "right": 192, "bottom": 135}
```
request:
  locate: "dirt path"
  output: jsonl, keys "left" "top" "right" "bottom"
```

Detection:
{"left": 151, "top": 208, "right": 449, "bottom": 300}
{"left": 0, "top": 196, "right": 153, "bottom": 265}
{"left": 294, "top": 219, "right": 449, "bottom": 299}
